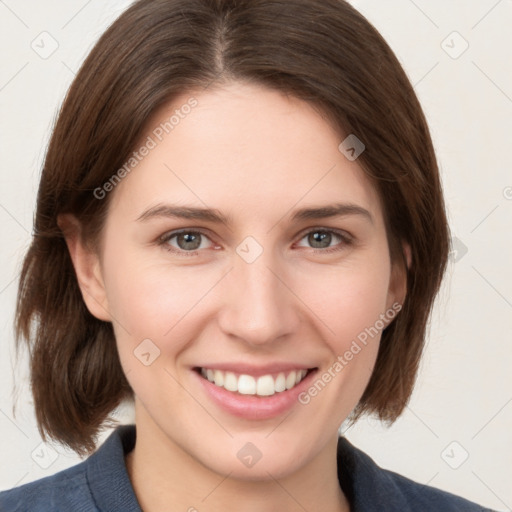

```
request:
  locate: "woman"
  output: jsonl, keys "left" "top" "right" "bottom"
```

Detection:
{"left": 0, "top": 0, "right": 497, "bottom": 510}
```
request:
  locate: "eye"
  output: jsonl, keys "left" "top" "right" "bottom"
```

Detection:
{"left": 158, "top": 229, "right": 215, "bottom": 256}
{"left": 157, "top": 227, "right": 353, "bottom": 257}
{"left": 295, "top": 228, "right": 353, "bottom": 254}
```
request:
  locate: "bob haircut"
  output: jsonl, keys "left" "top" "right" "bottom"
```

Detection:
{"left": 15, "top": 0, "right": 449, "bottom": 456}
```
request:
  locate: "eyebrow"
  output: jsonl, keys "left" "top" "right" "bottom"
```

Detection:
{"left": 135, "top": 202, "right": 373, "bottom": 225}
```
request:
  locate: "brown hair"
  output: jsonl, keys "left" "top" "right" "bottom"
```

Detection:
{"left": 14, "top": 0, "right": 449, "bottom": 456}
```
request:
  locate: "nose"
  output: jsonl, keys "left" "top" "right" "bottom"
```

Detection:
{"left": 216, "top": 248, "right": 300, "bottom": 347}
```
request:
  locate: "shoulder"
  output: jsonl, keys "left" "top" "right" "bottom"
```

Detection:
{"left": 0, "top": 459, "right": 96, "bottom": 512}
{"left": 337, "top": 436, "right": 496, "bottom": 511}
{"left": 382, "top": 467, "right": 493, "bottom": 511}
{"left": 0, "top": 424, "right": 139, "bottom": 512}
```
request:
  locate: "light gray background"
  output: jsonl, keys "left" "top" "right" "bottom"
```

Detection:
{"left": 0, "top": 1, "right": 511, "bottom": 510}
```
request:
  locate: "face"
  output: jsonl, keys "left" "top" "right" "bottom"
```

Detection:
{"left": 72, "top": 81, "right": 406, "bottom": 480}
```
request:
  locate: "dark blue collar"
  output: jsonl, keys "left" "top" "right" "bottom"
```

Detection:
{"left": 86, "top": 424, "right": 142, "bottom": 510}
{"left": 84, "top": 423, "right": 387, "bottom": 511}
{"left": 83, "top": 424, "right": 484, "bottom": 511}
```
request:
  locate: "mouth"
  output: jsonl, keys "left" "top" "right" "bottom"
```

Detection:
{"left": 193, "top": 366, "right": 318, "bottom": 397}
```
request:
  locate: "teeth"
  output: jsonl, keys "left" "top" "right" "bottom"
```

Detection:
{"left": 199, "top": 367, "right": 309, "bottom": 396}
{"left": 275, "top": 373, "right": 286, "bottom": 392}
{"left": 213, "top": 369, "right": 224, "bottom": 387}
{"left": 256, "top": 375, "right": 275, "bottom": 396}
{"left": 224, "top": 372, "right": 238, "bottom": 392}
{"left": 285, "top": 371, "right": 296, "bottom": 390}
{"left": 238, "top": 374, "right": 256, "bottom": 395}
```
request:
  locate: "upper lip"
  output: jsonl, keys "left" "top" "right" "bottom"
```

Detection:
{"left": 193, "top": 363, "right": 317, "bottom": 377}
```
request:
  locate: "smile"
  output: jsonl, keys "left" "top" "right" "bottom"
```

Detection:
{"left": 196, "top": 367, "right": 314, "bottom": 396}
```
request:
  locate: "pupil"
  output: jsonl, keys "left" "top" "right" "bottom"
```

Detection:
{"left": 310, "top": 231, "right": 330, "bottom": 248}
{"left": 179, "top": 232, "right": 200, "bottom": 250}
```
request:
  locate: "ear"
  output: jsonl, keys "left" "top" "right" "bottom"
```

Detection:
{"left": 57, "top": 214, "right": 111, "bottom": 322}
{"left": 385, "top": 241, "right": 411, "bottom": 314}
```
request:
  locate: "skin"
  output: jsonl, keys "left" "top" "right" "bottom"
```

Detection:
{"left": 60, "top": 81, "right": 408, "bottom": 512}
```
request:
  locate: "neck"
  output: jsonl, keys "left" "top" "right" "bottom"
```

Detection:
{"left": 125, "top": 413, "right": 350, "bottom": 512}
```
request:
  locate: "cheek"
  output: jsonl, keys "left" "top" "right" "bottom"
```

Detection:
{"left": 300, "top": 257, "right": 392, "bottom": 351}
{"left": 104, "top": 259, "right": 204, "bottom": 341}
{"left": 102, "top": 224, "right": 392, "bottom": 361}
{"left": 103, "top": 260, "right": 205, "bottom": 398}
{"left": 290, "top": 264, "right": 391, "bottom": 427}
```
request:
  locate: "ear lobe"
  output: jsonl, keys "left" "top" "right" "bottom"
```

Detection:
{"left": 57, "top": 214, "right": 111, "bottom": 322}
{"left": 403, "top": 242, "right": 412, "bottom": 270}
{"left": 386, "top": 241, "right": 411, "bottom": 317}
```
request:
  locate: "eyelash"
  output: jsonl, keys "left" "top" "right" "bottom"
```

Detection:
{"left": 157, "top": 227, "right": 353, "bottom": 257}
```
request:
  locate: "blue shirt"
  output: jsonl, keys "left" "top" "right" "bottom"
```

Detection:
{"left": 0, "top": 424, "right": 495, "bottom": 511}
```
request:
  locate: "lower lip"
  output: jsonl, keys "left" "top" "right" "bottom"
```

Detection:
{"left": 192, "top": 368, "right": 318, "bottom": 420}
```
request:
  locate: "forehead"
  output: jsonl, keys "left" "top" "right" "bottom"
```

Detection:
{"left": 109, "top": 81, "right": 383, "bottom": 227}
